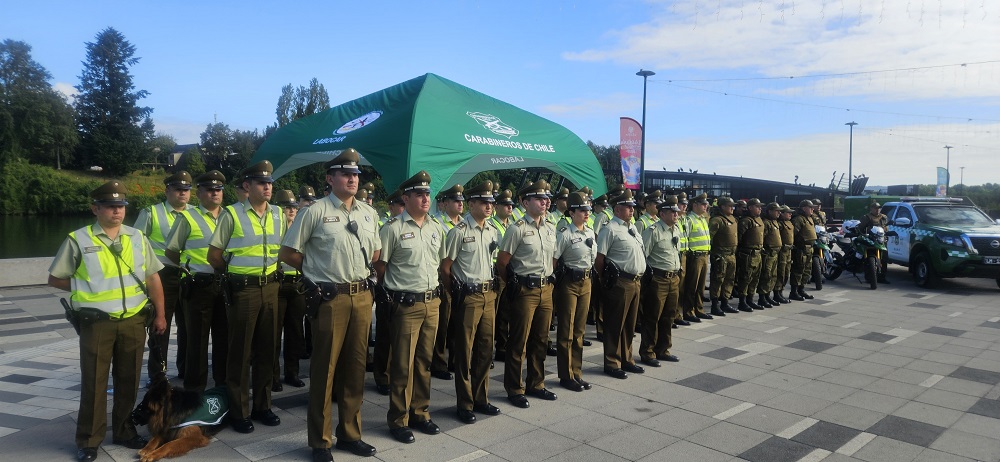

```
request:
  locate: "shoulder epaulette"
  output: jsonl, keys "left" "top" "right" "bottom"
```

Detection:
{"left": 558, "top": 226, "right": 567, "bottom": 233}
{"left": 515, "top": 220, "right": 525, "bottom": 227}
{"left": 386, "top": 217, "right": 398, "bottom": 225}
{"left": 430, "top": 215, "right": 441, "bottom": 223}
{"left": 456, "top": 221, "right": 468, "bottom": 229}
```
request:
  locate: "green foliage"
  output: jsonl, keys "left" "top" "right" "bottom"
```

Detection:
{"left": 178, "top": 146, "right": 205, "bottom": 176}
{"left": 74, "top": 28, "right": 152, "bottom": 176}
{"left": 276, "top": 78, "right": 330, "bottom": 127}
{"left": 0, "top": 159, "right": 97, "bottom": 214}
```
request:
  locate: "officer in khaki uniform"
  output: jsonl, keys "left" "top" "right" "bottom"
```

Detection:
{"left": 48, "top": 181, "right": 167, "bottom": 461}
{"left": 208, "top": 160, "right": 284, "bottom": 434}
{"left": 298, "top": 185, "right": 318, "bottom": 207}
{"left": 441, "top": 181, "right": 502, "bottom": 424}
{"left": 134, "top": 171, "right": 193, "bottom": 382}
{"left": 774, "top": 205, "right": 795, "bottom": 303}
{"left": 164, "top": 170, "right": 228, "bottom": 392}
{"left": 491, "top": 189, "right": 515, "bottom": 362}
{"left": 788, "top": 200, "right": 817, "bottom": 301}
{"left": 858, "top": 201, "right": 890, "bottom": 283}
{"left": 812, "top": 199, "right": 828, "bottom": 227}
{"left": 590, "top": 185, "right": 623, "bottom": 340}
{"left": 280, "top": 149, "right": 381, "bottom": 460}
{"left": 635, "top": 189, "right": 662, "bottom": 233}
{"left": 272, "top": 190, "right": 306, "bottom": 392}
{"left": 373, "top": 190, "right": 405, "bottom": 395}
{"left": 682, "top": 193, "right": 712, "bottom": 320}
{"left": 496, "top": 180, "right": 558, "bottom": 408}
{"left": 735, "top": 198, "right": 765, "bottom": 312}
{"left": 431, "top": 184, "right": 464, "bottom": 380}
{"left": 547, "top": 187, "right": 570, "bottom": 226}
{"left": 709, "top": 197, "right": 740, "bottom": 314}
{"left": 553, "top": 192, "right": 597, "bottom": 392}
{"left": 639, "top": 195, "right": 683, "bottom": 367}
{"left": 596, "top": 189, "right": 647, "bottom": 380}
{"left": 757, "top": 202, "right": 784, "bottom": 308}
{"left": 376, "top": 171, "right": 445, "bottom": 444}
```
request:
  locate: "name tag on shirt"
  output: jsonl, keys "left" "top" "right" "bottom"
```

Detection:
{"left": 463, "top": 236, "right": 476, "bottom": 243}
{"left": 401, "top": 232, "right": 415, "bottom": 240}
{"left": 323, "top": 216, "right": 340, "bottom": 223}
{"left": 84, "top": 246, "right": 102, "bottom": 254}
{"left": 571, "top": 237, "right": 582, "bottom": 244}
{"left": 525, "top": 231, "right": 535, "bottom": 236}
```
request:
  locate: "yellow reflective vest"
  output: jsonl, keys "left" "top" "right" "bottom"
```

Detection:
{"left": 179, "top": 208, "right": 217, "bottom": 274}
{"left": 686, "top": 212, "right": 711, "bottom": 252}
{"left": 224, "top": 203, "right": 283, "bottom": 276}
{"left": 70, "top": 225, "right": 149, "bottom": 318}
{"left": 147, "top": 202, "right": 190, "bottom": 257}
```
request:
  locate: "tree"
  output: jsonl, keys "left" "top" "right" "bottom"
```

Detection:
{"left": 178, "top": 146, "right": 205, "bottom": 176}
{"left": 275, "top": 78, "right": 330, "bottom": 127}
{"left": 0, "top": 39, "right": 78, "bottom": 167}
{"left": 74, "top": 28, "right": 152, "bottom": 176}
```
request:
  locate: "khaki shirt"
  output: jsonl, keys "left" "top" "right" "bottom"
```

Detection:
{"left": 165, "top": 204, "right": 219, "bottom": 254}
{"left": 500, "top": 214, "right": 556, "bottom": 277}
{"left": 283, "top": 195, "right": 381, "bottom": 284}
{"left": 209, "top": 200, "right": 284, "bottom": 251}
{"left": 444, "top": 213, "right": 499, "bottom": 285}
{"left": 555, "top": 223, "right": 597, "bottom": 271}
{"left": 49, "top": 222, "right": 163, "bottom": 279}
{"left": 642, "top": 220, "right": 681, "bottom": 272}
{"left": 597, "top": 216, "right": 646, "bottom": 275}
{"left": 379, "top": 210, "right": 444, "bottom": 292}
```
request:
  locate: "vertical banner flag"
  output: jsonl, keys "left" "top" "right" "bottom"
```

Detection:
{"left": 935, "top": 167, "right": 948, "bottom": 197}
{"left": 620, "top": 117, "right": 642, "bottom": 189}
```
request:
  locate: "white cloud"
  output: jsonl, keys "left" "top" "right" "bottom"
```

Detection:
{"left": 538, "top": 92, "right": 638, "bottom": 117}
{"left": 152, "top": 118, "right": 208, "bottom": 145}
{"left": 52, "top": 82, "right": 78, "bottom": 103}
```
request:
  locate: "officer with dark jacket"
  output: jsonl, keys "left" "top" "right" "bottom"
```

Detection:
{"left": 789, "top": 200, "right": 817, "bottom": 301}
{"left": 735, "top": 198, "right": 765, "bottom": 312}
{"left": 709, "top": 197, "right": 739, "bottom": 314}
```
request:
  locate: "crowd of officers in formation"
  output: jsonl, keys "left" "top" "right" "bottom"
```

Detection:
{"left": 50, "top": 147, "right": 833, "bottom": 462}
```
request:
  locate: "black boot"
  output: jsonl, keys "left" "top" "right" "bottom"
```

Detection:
{"left": 798, "top": 285, "right": 814, "bottom": 300}
{"left": 756, "top": 294, "right": 772, "bottom": 309}
{"left": 720, "top": 297, "right": 739, "bottom": 313}
{"left": 737, "top": 296, "right": 753, "bottom": 312}
{"left": 765, "top": 292, "right": 779, "bottom": 307}
{"left": 788, "top": 286, "right": 804, "bottom": 301}
{"left": 745, "top": 294, "right": 761, "bottom": 310}
{"left": 774, "top": 290, "right": 790, "bottom": 304}
{"left": 710, "top": 298, "right": 725, "bottom": 316}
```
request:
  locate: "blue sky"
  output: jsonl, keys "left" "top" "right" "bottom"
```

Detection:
{"left": 4, "top": 0, "right": 998, "bottom": 188}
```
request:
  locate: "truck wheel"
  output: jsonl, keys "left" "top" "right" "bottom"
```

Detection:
{"left": 913, "top": 252, "right": 934, "bottom": 288}
{"left": 812, "top": 256, "right": 824, "bottom": 291}
{"left": 865, "top": 256, "right": 878, "bottom": 290}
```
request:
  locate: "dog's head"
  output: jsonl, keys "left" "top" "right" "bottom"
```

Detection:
{"left": 131, "top": 376, "right": 171, "bottom": 427}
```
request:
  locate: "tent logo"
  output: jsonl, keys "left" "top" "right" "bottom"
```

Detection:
{"left": 467, "top": 112, "right": 519, "bottom": 139}
{"left": 335, "top": 111, "right": 383, "bottom": 135}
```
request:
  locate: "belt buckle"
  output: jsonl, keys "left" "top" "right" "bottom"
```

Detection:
{"left": 348, "top": 282, "right": 361, "bottom": 295}
{"left": 257, "top": 275, "right": 266, "bottom": 287}
{"left": 424, "top": 290, "right": 434, "bottom": 301}
{"left": 479, "top": 283, "right": 489, "bottom": 293}
{"left": 539, "top": 277, "right": 547, "bottom": 287}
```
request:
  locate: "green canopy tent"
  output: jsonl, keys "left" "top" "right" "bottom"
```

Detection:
{"left": 250, "top": 73, "right": 606, "bottom": 197}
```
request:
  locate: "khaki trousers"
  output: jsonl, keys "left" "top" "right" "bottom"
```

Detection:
{"left": 387, "top": 299, "right": 439, "bottom": 429}
{"left": 603, "top": 277, "right": 640, "bottom": 369}
{"left": 453, "top": 291, "right": 497, "bottom": 410}
{"left": 792, "top": 246, "right": 815, "bottom": 286}
{"left": 226, "top": 281, "right": 279, "bottom": 419}
{"left": 758, "top": 248, "right": 780, "bottom": 295}
{"left": 148, "top": 266, "right": 183, "bottom": 378}
{"left": 709, "top": 253, "right": 737, "bottom": 300}
{"left": 639, "top": 273, "right": 679, "bottom": 360}
{"left": 554, "top": 277, "right": 591, "bottom": 381}
{"left": 372, "top": 296, "right": 392, "bottom": 388}
{"left": 275, "top": 280, "right": 306, "bottom": 380}
{"left": 183, "top": 281, "right": 227, "bottom": 391}
{"left": 683, "top": 253, "right": 708, "bottom": 317}
{"left": 431, "top": 290, "right": 453, "bottom": 373}
{"left": 77, "top": 313, "right": 145, "bottom": 448}
{"left": 735, "top": 248, "right": 763, "bottom": 297}
{"left": 775, "top": 247, "right": 793, "bottom": 291}
{"left": 504, "top": 284, "right": 553, "bottom": 396}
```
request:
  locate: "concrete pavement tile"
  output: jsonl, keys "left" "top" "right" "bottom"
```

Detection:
{"left": 800, "top": 353, "right": 856, "bottom": 369}
{"left": 543, "top": 444, "right": 630, "bottom": 462}
{"left": 785, "top": 339, "right": 837, "bottom": 353}
{"left": 739, "top": 435, "right": 816, "bottom": 462}
{"left": 775, "top": 361, "right": 834, "bottom": 379}
{"left": 0, "top": 414, "right": 77, "bottom": 460}
{"left": 904, "top": 359, "right": 959, "bottom": 376}
{"left": 948, "top": 365, "right": 1000, "bottom": 384}
{"left": 446, "top": 413, "right": 535, "bottom": 448}
{"left": 725, "top": 405, "right": 804, "bottom": 434}
{"left": 862, "top": 352, "right": 915, "bottom": 367}
{"left": 840, "top": 360, "right": 897, "bottom": 378}
{"left": 638, "top": 439, "right": 733, "bottom": 462}
{"left": 762, "top": 392, "right": 834, "bottom": 417}
{"left": 747, "top": 371, "right": 812, "bottom": 391}
{"left": 686, "top": 421, "right": 771, "bottom": 457}
{"left": 865, "top": 378, "right": 928, "bottom": 400}
{"left": 840, "top": 390, "right": 908, "bottom": 414}
{"left": 710, "top": 363, "right": 770, "bottom": 382}
{"left": 812, "top": 403, "right": 887, "bottom": 431}
{"left": 731, "top": 354, "right": 795, "bottom": 370}
{"left": 857, "top": 332, "right": 896, "bottom": 343}
{"left": 675, "top": 372, "right": 741, "bottom": 394}
{"left": 0, "top": 390, "right": 34, "bottom": 404}
{"left": 950, "top": 412, "right": 1000, "bottom": 439}
{"left": 793, "top": 380, "right": 857, "bottom": 401}
{"left": 589, "top": 424, "right": 676, "bottom": 460}
{"left": 816, "top": 370, "right": 879, "bottom": 389}
{"left": 703, "top": 347, "right": 752, "bottom": 361}
{"left": 546, "top": 409, "right": 632, "bottom": 443}
{"left": 933, "top": 377, "right": 994, "bottom": 397}
{"left": 911, "top": 448, "right": 978, "bottom": 462}
{"left": 966, "top": 397, "right": 1000, "bottom": 419}
{"left": 963, "top": 357, "right": 1000, "bottom": 373}
{"left": 638, "top": 406, "right": 719, "bottom": 438}
{"left": 589, "top": 394, "right": 673, "bottom": 423}
{"left": 852, "top": 435, "right": 924, "bottom": 462}
{"left": 642, "top": 380, "right": 711, "bottom": 407}
{"left": 920, "top": 351, "right": 972, "bottom": 366}
{"left": 679, "top": 394, "right": 746, "bottom": 418}
{"left": 763, "top": 347, "right": 816, "bottom": 361}
{"left": 866, "top": 415, "right": 946, "bottom": 448}
{"left": 824, "top": 345, "right": 875, "bottom": 360}
{"left": 504, "top": 399, "right": 588, "bottom": 427}
{"left": 791, "top": 420, "right": 863, "bottom": 453}
{"left": 938, "top": 344, "right": 988, "bottom": 359}
{"left": 233, "top": 428, "right": 308, "bottom": 460}
{"left": 913, "top": 388, "right": 983, "bottom": 413}
{"left": 880, "top": 345, "right": 932, "bottom": 359}
{"left": 891, "top": 401, "right": 965, "bottom": 427}
{"left": 379, "top": 433, "right": 479, "bottom": 462}
{"left": 716, "top": 381, "right": 785, "bottom": 405}
{"left": 929, "top": 429, "right": 1000, "bottom": 461}
{"left": 883, "top": 368, "right": 937, "bottom": 385}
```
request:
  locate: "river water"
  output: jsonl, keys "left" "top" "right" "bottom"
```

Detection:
{"left": 1, "top": 215, "right": 99, "bottom": 259}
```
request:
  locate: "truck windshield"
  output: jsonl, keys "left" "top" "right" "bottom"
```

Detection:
{"left": 913, "top": 205, "right": 995, "bottom": 226}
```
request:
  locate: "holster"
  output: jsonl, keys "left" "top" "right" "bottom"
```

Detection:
{"left": 603, "top": 260, "right": 621, "bottom": 290}
{"left": 301, "top": 278, "right": 337, "bottom": 320}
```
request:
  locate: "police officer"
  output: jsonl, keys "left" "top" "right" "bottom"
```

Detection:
{"left": 548, "top": 187, "right": 571, "bottom": 226}
{"left": 208, "top": 160, "right": 284, "bottom": 433}
{"left": 280, "top": 149, "right": 380, "bottom": 460}
{"left": 431, "top": 184, "right": 465, "bottom": 380}
{"left": 812, "top": 199, "right": 828, "bottom": 227}
{"left": 272, "top": 190, "right": 306, "bottom": 392}
{"left": 299, "top": 185, "right": 318, "bottom": 208}
{"left": 734, "top": 199, "right": 748, "bottom": 219}
{"left": 492, "top": 189, "right": 515, "bottom": 362}
{"left": 682, "top": 193, "right": 713, "bottom": 319}
{"left": 235, "top": 181, "right": 250, "bottom": 203}
{"left": 639, "top": 195, "right": 683, "bottom": 367}
{"left": 373, "top": 190, "right": 405, "bottom": 396}
{"left": 553, "top": 192, "right": 597, "bottom": 392}
{"left": 636, "top": 189, "right": 662, "bottom": 233}
{"left": 376, "top": 171, "right": 444, "bottom": 444}
{"left": 590, "top": 185, "right": 623, "bottom": 340}
{"left": 774, "top": 205, "right": 795, "bottom": 303}
{"left": 442, "top": 181, "right": 502, "bottom": 424}
{"left": 858, "top": 201, "right": 890, "bottom": 283}
{"left": 757, "top": 202, "right": 784, "bottom": 308}
{"left": 497, "top": 180, "right": 558, "bottom": 408}
{"left": 164, "top": 170, "right": 228, "bottom": 392}
{"left": 596, "top": 189, "right": 646, "bottom": 380}
{"left": 134, "top": 171, "right": 193, "bottom": 383}
{"left": 48, "top": 181, "right": 167, "bottom": 461}
{"left": 709, "top": 197, "right": 740, "bottom": 314}
{"left": 788, "top": 200, "right": 817, "bottom": 301}
{"left": 735, "top": 198, "right": 765, "bottom": 312}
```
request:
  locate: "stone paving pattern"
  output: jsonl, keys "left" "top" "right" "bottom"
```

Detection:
{"left": 2, "top": 267, "right": 1000, "bottom": 461}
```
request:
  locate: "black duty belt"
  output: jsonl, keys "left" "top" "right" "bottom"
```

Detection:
{"left": 282, "top": 273, "right": 302, "bottom": 284}
{"left": 619, "top": 271, "right": 642, "bottom": 282}
{"left": 517, "top": 274, "right": 551, "bottom": 289}
{"left": 688, "top": 250, "right": 710, "bottom": 256}
{"left": 190, "top": 272, "right": 219, "bottom": 284}
{"left": 227, "top": 271, "right": 279, "bottom": 287}
{"left": 333, "top": 279, "right": 369, "bottom": 295}
{"left": 563, "top": 267, "right": 592, "bottom": 281}
{"left": 387, "top": 287, "right": 441, "bottom": 303}
{"left": 459, "top": 281, "right": 496, "bottom": 294}
{"left": 649, "top": 267, "right": 681, "bottom": 278}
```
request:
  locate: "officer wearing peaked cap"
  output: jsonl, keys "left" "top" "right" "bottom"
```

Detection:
{"left": 735, "top": 198, "right": 765, "bottom": 312}
{"left": 134, "top": 170, "right": 194, "bottom": 386}
{"left": 636, "top": 190, "right": 662, "bottom": 234}
{"left": 372, "top": 188, "right": 407, "bottom": 395}
{"left": 709, "top": 197, "right": 739, "bottom": 315}
{"left": 280, "top": 146, "right": 381, "bottom": 458}
{"left": 272, "top": 189, "right": 306, "bottom": 394}
{"left": 49, "top": 180, "right": 166, "bottom": 460}
{"left": 548, "top": 187, "right": 571, "bottom": 226}
{"left": 589, "top": 186, "right": 621, "bottom": 339}
{"left": 788, "top": 199, "right": 817, "bottom": 301}
{"left": 376, "top": 170, "right": 447, "bottom": 443}
{"left": 299, "top": 185, "right": 318, "bottom": 207}
{"left": 774, "top": 204, "right": 795, "bottom": 303}
{"left": 638, "top": 195, "right": 683, "bottom": 367}
{"left": 757, "top": 202, "right": 784, "bottom": 309}
{"left": 497, "top": 179, "right": 558, "bottom": 408}
{"left": 682, "top": 193, "right": 711, "bottom": 321}
{"left": 553, "top": 192, "right": 597, "bottom": 392}
{"left": 431, "top": 182, "right": 464, "bottom": 380}
{"left": 491, "top": 189, "right": 516, "bottom": 363}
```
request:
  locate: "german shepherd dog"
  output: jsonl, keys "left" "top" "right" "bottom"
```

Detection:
{"left": 130, "top": 378, "right": 228, "bottom": 462}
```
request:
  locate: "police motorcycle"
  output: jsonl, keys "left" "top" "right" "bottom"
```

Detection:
{"left": 812, "top": 224, "right": 834, "bottom": 291}
{"left": 824, "top": 220, "right": 896, "bottom": 290}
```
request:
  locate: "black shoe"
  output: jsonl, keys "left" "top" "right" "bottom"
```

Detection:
{"left": 737, "top": 297, "right": 753, "bottom": 312}
{"left": 788, "top": 290, "right": 804, "bottom": 301}
{"left": 720, "top": 300, "right": 736, "bottom": 311}
{"left": 756, "top": 295, "right": 772, "bottom": 309}
{"left": 774, "top": 291, "right": 790, "bottom": 304}
{"left": 604, "top": 367, "right": 628, "bottom": 379}
{"left": 560, "top": 378, "right": 584, "bottom": 392}
{"left": 765, "top": 294, "right": 779, "bottom": 306}
{"left": 494, "top": 350, "right": 505, "bottom": 361}
{"left": 431, "top": 370, "right": 453, "bottom": 380}
{"left": 376, "top": 383, "right": 390, "bottom": 396}
{"left": 576, "top": 378, "right": 593, "bottom": 390}
{"left": 656, "top": 354, "right": 680, "bottom": 362}
{"left": 745, "top": 297, "right": 762, "bottom": 310}
{"left": 696, "top": 312, "right": 713, "bottom": 320}
{"left": 113, "top": 435, "right": 147, "bottom": 449}
{"left": 675, "top": 319, "right": 691, "bottom": 326}
{"left": 526, "top": 388, "right": 558, "bottom": 401}
{"left": 77, "top": 448, "right": 98, "bottom": 462}
{"left": 722, "top": 306, "right": 740, "bottom": 314}
{"left": 284, "top": 375, "right": 305, "bottom": 388}
{"left": 251, "top": 409, "right": 281, "bottom": 426}
{"left": 582, "top": 339, "right": 592, "bottom": 347}
{"left": 390, "top": 427, "right": 415, "bottom": 444}
{"left": 799, "top": 286, "right": 814, "bottom": 300}
{"left": 640, "top": 357, "right": 661, "bottom": 367}
{"left": 312, "top": 447, "right": 333, "bottom": 462}
{"left": 683, "top": 314, "right": 701, "bottom": 323}
{"left": 411, "top": 419, "right": 440, "bottom": 435}
{"left": 336, "top": 439, "right": 376, "bottom": 457}
{"left": 231, "top": 417, "right": 255, "bottom": 433}
{"left": 473, "top": 403, "right": 502, "bottom": 415}
{"left": 622, "top": 362, "right": 645, "bottom": 374}
{"left": 672, "top": 323, "right": 678, "bottom": 329}
{"left": 711, "top": 308, "right": 726, "bottom": 317}
{"left": 457, "top": 409, "right": 477, "bottom": 424}
{"left": 272, "top": 380, "right": 283, "bottom": 392}
{"left": 547, "top": 345, "right": 558, "bottom": 356}
{"left": 507, "top": 394, "right": 530, "bottom": 408}
{"left": 595, "top": 333, "right": 604, "bottom": 342}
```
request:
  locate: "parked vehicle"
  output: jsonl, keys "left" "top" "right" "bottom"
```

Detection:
{"left": 812, "top": 225, "right": 833, "bottom": 291}
{"left": 824, "top": 220, "right": 895, "bottom": 289}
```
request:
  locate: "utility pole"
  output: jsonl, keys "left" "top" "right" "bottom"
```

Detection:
{"left": 637, "top": 69, "right": 655, "bottom": 191}
{"left": 944, "top": 145, "right": 953, "bottom": 194}
{"left": 845, "top": 122, "right": 858, "bottom": 195}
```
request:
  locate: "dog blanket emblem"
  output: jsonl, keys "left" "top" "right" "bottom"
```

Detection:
{"left": 174, "top": 386, "right": 229, "bottom": 428}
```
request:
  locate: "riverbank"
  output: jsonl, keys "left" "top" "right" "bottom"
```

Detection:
{"left": 0, "top": 257, "right": 51, "bottom": 288}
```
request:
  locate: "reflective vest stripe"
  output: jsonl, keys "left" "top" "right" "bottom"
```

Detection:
{"left": 687, "top": 213, "right": 711, "bottom": 251}
{"left": 147, "top": 203, "right": 176, "bottom": 256}
{"left": 180, "top": 209, "right": 216, "bottom": 274}
{"left": 70, "top": 226, "right": 147, "bottom": 317}
{"left": 225, "top": 203, "right": 282, "bottom": 275}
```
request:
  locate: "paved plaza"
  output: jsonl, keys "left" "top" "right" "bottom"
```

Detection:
{"left": 2, "top": 266, "right": 1000, "bottom": 461}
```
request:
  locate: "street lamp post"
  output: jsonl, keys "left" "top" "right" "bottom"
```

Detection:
{"left": 845, "top": 122, "right": 858, "bottom": 194}
{"left": 637, "top": 69, "right": 655, "bottom": 191}
{"left": 944, "top": 145, "right": 953, "bottom": 193}
{"left": 960, "top": 166, "right": 965, "bottom": 196}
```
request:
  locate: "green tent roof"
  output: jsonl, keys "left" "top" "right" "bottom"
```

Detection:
{"left": 251, "top": 73, "right": 606, "bottom": 197}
